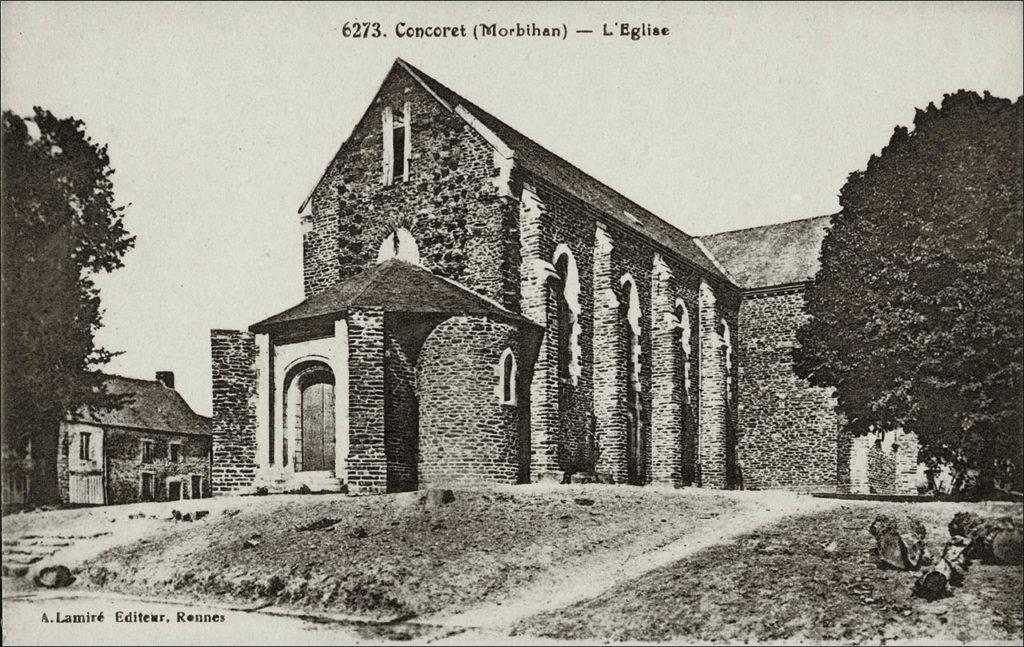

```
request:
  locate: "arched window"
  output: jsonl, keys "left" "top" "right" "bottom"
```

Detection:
{"left": 496, "top": 348, "right": 517, "bottom": 405}
{"left": 721, "top": 318, "right": 734, "bottom": 404}
{"left": 552, "top": 245, "right": 580, "bottom": 387}
{"left": 376, "top": 227, "right": 420, "bottom": 265}
{"left": 620, "top": 274, "right": 642, "bottom": 390}
{"left": 620, "top": 274, "right": 643, "bottom": 484}
{"left": 674, "top": 298, "right": 692, "bottom": 395}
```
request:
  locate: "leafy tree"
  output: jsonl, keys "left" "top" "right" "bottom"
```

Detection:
{"left": 1, "top": 108, "right": 135, "bottom": 504}
{"left": 796, "top": 91, "right": 1023, "bottom": 494}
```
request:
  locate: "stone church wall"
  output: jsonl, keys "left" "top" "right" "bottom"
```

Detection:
{"left": 384, "top": 312, "right": 448, "bottom": 493}
{"left": 736, "top": 289, "right": 841, "bottom": 491}
{"left": 648, "top": 254, "right": 707, "bottom": 487}
{"left": 304, "top": 65, "right": 520, "bottom": 310}
{"left": 519, "top": 180, "right": 598, "bottom": 477}
{"left": 520, "top": 177, "right": 739, "bottom": 484}
{"left": 416, "top": 315, "right": 526, "bottom": 486}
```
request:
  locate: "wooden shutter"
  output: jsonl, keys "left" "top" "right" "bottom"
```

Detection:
{"left": 402, "top": 101, "right": 412, "bottom": 182}
{"left": 381, "top": 107, "right": 394, "bottom": 185}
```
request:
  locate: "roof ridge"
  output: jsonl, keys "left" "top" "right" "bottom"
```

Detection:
{"left": 700, "top": 212, "right": 837, "bottom": 239}
{"left": 399, "top": 59, "right": 699, "bottom": 239}
{"left": 346, "top": 258, "right": 398, "bottom": 308}
{"left": 95, "top": 372, "right": 160, "bottom": 385}
{"left": 429, "top": 270, "right": 526, "bottom": 320}
{"left": 692, "top": 238, "right": 739, "bottom": 286}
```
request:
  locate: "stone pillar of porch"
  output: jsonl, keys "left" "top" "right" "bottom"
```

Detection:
{"left": 210, "top": 329, "right": 258, "bottom": 495}
{"left": 254, "top": 333, "right": 271, "bottom": 469}
{"left": 334, "top": 318, "right": 350, "bottom": 483}
{"left": 346, "top": 308, "right": 386, "bottom": 494}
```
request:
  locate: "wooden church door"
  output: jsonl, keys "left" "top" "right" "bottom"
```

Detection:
{"left": 300, "top": 378, "right": 335, "bottom": 472}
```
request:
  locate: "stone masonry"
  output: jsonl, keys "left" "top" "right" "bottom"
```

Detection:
{"left": 303, "top": 64, "right": 520, "bottom": 308}
{"left": 698, "top": 281, "right": 729, "bottom": 488}
{"left": 208, "top": 60, "right": 918, "bottom": 497}
{"left": 104, "top": 428, "right": 211, "bottom": 504}
{"left": 347, "top": 309, "right": 387, "bottom": 494}
{"left": 417, "top": 315, "right": 526, "bottom": 486}
{"left": 735, "top": 288, "right": 841, "bottom": 491}
{"left": 650, "top": 254, "right": 686, "bottom": 486}
{"left": 211, "top": 329, "right": 258, "bottom": 495}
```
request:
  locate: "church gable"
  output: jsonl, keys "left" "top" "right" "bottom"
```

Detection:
{"left": 301, "top": 61, "right": 519, "bottom": 305}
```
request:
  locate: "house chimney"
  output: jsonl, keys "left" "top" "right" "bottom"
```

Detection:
{"left": 155, "top": 371, "right": 175, "bottom": 389}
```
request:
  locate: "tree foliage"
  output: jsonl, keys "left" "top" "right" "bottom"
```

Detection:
{"left": 795, "top": 91, "right": 1023, "bottom": 492}
{"left": 1, "top": 108, "right": 135, "bottom": 503}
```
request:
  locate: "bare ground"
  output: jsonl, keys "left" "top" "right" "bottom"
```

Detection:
{"left": 8, "top": 485, "right": 753, "bottom": 621}
{"left": 516, "top": 499, "right": 1024, "bottom": 644}
{"left": 4, "top": 489, "right": 1021, "bottom": 645}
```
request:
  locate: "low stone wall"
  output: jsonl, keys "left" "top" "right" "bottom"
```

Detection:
{"left": 868, "top": 438, "right": 899, "bottom": 495}
{"left": 866, "top": 430, "right": 921, "bottom": 495}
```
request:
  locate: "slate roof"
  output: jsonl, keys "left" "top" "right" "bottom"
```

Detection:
{"left": 697, "top": 214, "right": 834, "bottom": 290}
{"left": 250, "top": 259, "right": 539, "bottom": 333}
{"left": 398, "top": 60, "right": 731, "bottom": 281}
{"left": 302, "top": 59, "right": 729, "bottom": 283}
{"left": 68, "top": 375, "right": 212, "bottom": 436}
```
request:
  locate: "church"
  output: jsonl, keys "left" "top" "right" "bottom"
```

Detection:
{"left": 210, "top": 59, "right": 921, "bottom": 497}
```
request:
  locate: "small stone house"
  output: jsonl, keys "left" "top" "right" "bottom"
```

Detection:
{"left": 57, "top": 373, "right": 212, "bottom": 505}
{"left": 210, "top": 59, "right": 921, "bottom": 497}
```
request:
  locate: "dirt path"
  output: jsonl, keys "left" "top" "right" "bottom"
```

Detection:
{"left": 2, "top": 498, "right": 245, "bottom": 580}
{"left": 420, "top": 490, "right": 846, "bottom": 633}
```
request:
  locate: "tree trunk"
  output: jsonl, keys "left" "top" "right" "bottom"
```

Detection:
{"left": 869, "top": 514, "right": 931, "bottom": 570}
{"left": 915, "top": 513, "right": 1024, "bottom": 599}
{"left": 28, "top": 416, "right": 61, "bottom": 505}
{"left": 975, "top": 459, "right": 998, "bottom": 499}
{"left": 949, "top": 512, "right": 1023, "bottom": 564}
{"left": 914, "top": 536, "right": 970, "bottom": 600}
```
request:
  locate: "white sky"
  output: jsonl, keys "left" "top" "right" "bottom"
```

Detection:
{"left": 2, "top": 1, "right": 1022, "bottom": 416}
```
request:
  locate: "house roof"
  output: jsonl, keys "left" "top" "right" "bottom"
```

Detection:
{"left": 301, "top": 58, "right": 730, "bottom": 284}
{"left": 697, "top": 214, "right": 834, "bottom": 290}
{"left": 68, "top": 375, "right": 212, "bottom": 436}
{"left": 250, "top": 259, "right": 539, "bottom": 333}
